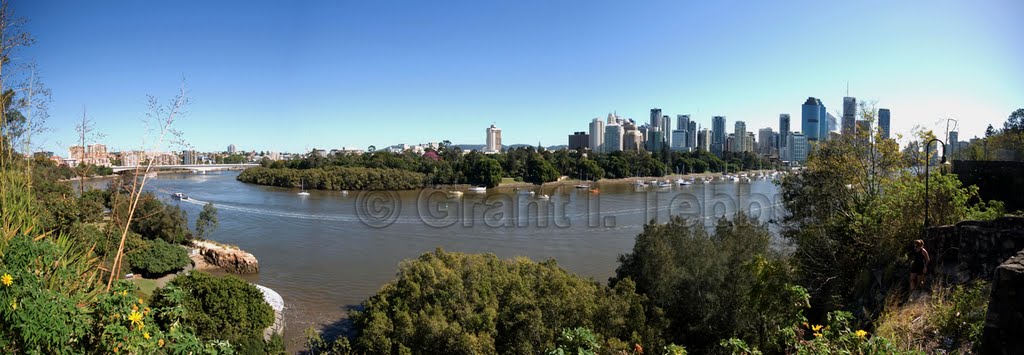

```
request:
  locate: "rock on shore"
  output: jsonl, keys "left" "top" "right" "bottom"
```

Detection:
{"left": 190, "top": 240, "right": 259, "bottom": 274}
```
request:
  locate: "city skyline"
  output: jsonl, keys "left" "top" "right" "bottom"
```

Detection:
{"left": 15, "top": 1, "right": 1023, "bottom": 153}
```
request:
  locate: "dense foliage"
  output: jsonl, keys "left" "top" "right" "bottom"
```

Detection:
{"left": 0, "top": 170, "right": 231, "bottom": 353}
{"left": 151, "top": 271, "right": 280, "bottom": 354}
{"left": 126, "top": 239, "right": 190, "bottom": 277}
{"left": 348, "top": 249, "right": 666, "bottom": 354}
{"left": 236, "top": 166, "right": 426, "bottom": 190}
{"left": 612, "top": 215, "right": 808, "bottom": 353}
{"left": 781, "top": 122, "right": 1004, "bottom": 319}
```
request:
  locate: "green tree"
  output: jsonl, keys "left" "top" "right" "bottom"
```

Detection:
{"left": 468, "top": 157, "right": 503, "bottom": 188}
{"left": 194, "top": 202, "right": 219, "bottom": 239}
{"left": 611, "top": 215, "right": 807, "bottom": 353}
{"left": 525, "top": 154, "right": 559, "bottom": 185}
{"left": 348, "top": 249, "right": 665, "bottom": 355}
{"left": 151, "top": 271, "right": 278, "bottom": 353}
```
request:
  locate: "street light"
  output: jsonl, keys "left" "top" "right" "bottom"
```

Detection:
{"left": 923, "top": 138, "right": 947, "bottom": 232}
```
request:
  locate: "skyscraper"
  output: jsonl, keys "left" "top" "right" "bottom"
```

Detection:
{"left": 712, "top": 116, "right": 726, "bottom": 156}
{"left": 734, "top": 121, "right": 747, "bottom": 153}
{"left": 589, "top": 118, "right": 605, "bottom": 153}
{"left": 604, "top": 123, "right": 623, "bottom": 153}
{"left": 625, "top": 129, "right": 645, "bottom": 152}
{"left": 789, "top": 132, "right": 808, "bottom": 163}
{"left": 675, "top": 115, "right": 690, "bottom": 149}
{"left": 568, "top": 132, "right": 589, "bottom": 150}
{"left": 842, "top": 97, "right": 857, "bottom": 135}
{"left": 824, "top": 112, "right": 837, "bottom": 140}
{"left": 486, "top": 124, "right": 502, "bottom": 153}
{"left": 671, "top": 130, "right": 687, "bottom": 151}
{"left": 801, "top": 97, "right": 822, "bottom": 141}
{"left": 878, "top": 109, "right": 891, "bottom": 140}
{"left": 758, "top": 128, "right": 774, "bottom": 155}
{"left": 687, "top": 121, "right": 697, "bottom": 150}
{"left": 227, "top": 144, "right": 236, "bottom": 154}
{"left": 779, "top": 114, "right": 791, "bottom": 160}
{"left": 697, "top": 128, "right": 711, "bottom": 152}
{"left": 663, "top": 115, "right": 672, "bottom": 148}
{"left": 650, "top": 109, "right": 662, "bottom": 131}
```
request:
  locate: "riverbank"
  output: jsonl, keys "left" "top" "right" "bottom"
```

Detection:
{"left": 487, "top": 169, "right": 781, "bottom": 190}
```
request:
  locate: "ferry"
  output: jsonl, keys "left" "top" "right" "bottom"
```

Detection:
{"left": 171, "top": 192, "right": 189, "bottom": 200}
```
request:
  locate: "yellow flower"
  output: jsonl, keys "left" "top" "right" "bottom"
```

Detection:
{"left": 855, "top": 329, "right": 868, "bottom": 338}
{"left": 10, "top": 300, "right": 16, "bottom": 310}
{"left": 158, "top": 338, "right": 165, "bottom": 347}
{"left": 128, "top": 310, "right": 144, "bottom": 329}
{"left": 121, "top": 290, "right": 128, "bottom": 296}
{"left": 814, "top": 332, "right": 823, "bottom": 338}
{"left": 1, "top": 273, "right": 12, "bottom": 286}
{"left": 143, "top": 332, "right": 151, "bottom": 340}
{"left": 138, "top": 298, "right": 144, "bottom": 304}
{"left": 811, "top": 324, "right": 824, "bottom": 332}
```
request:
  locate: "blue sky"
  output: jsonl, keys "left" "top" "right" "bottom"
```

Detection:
{"left": 17, "top": 0, "right": 1024, "bottom": 154}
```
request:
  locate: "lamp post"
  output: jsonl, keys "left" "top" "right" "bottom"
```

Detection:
{"left": 924, "top": 138, "right": 946, "bottom": 232}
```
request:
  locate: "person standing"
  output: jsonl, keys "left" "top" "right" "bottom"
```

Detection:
{"left": 910, "top": 239, "right": 930, "bottom": 292}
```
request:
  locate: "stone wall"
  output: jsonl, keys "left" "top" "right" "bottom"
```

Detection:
{"left": 952, "top": 160, "right": 1024, "bottom": 211}
{"left": 255, "top": 284, "right": 285, "bottom": 341}
{"left": 923, "top": 216, "right": 1024, "bottom": 283}
{"left": 982, "top": 250, "right": 1024, "bottom": 354}
{"left": 190, "top": 240, "right": 259, "bottom": 274}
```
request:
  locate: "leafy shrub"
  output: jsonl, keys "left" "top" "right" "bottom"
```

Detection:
{"left": 151, "top": 271, "right": 279, "bottom": 354}
{"left": 126, "top": 239, "right": 190, "bottom": 277}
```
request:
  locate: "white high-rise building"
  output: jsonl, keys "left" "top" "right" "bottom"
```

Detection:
{"left": 604, "top": 123, "right": 623, "bottom": 153}
{"left": 589, "top": 118, "right": 605, "bottom": 153}
{"left": 485, "top": 124, "right": 502, "bottom": 153}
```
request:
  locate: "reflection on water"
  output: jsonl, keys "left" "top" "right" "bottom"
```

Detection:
{"left": 84, "top": 171, "right": 784, "bottom": 351}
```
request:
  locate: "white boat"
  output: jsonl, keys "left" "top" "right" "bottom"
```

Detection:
{"left": 298, "top": 178, "right": 310, "bottom": 196}
{"left": 677, "top": 178, "right": 692, "bottom": 186}
{"left": 468, "top": 186, "right": 487, "bottom": 193}
{"left": 447, "top": 191, "right": 464, "bottom": 198}
{"left": 730, "top": 175, "right": 740, "bottom": 182}
{"left": 702, "top": 178, "right": 711, "bottom": 184}
{"left": 171, "top": 192, "right": 189, "bottom": 200}
{"left": 575, "top": 184, "right": 590, "bottom": 189}
{"left": 633, "top": 180, "right": 647, "bottom": 187}
{"left": 537, "top": 194, "right": 550, "bottom": 200}
{"left": 657, "top": 181, "right": 673, "bottom": 188}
